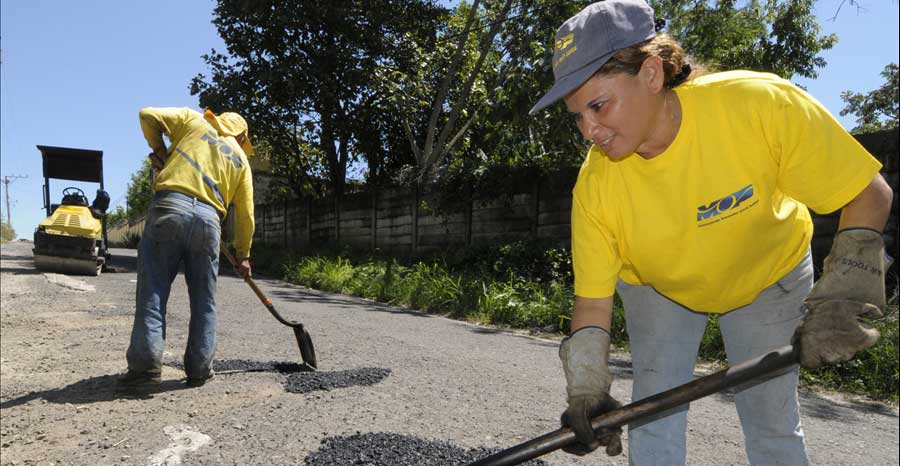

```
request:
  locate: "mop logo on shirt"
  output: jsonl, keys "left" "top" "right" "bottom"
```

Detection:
{"left": 200, "top": 130, "right": 243, "bottom": 169}
{"left": 697, "top": 184, "right": 757, "bottom": 226}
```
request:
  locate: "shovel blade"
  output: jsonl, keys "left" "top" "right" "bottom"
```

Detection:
{"left": 293, "top": 326, "right": 317, "bottom": 369}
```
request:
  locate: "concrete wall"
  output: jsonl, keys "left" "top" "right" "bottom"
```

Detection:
{"left": 252, "top": 182, "right": 576, "bottom": 255}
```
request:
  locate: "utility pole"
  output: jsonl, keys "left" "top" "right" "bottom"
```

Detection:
{"left": 2, "top": 175, "right": 28, "bottom": 227}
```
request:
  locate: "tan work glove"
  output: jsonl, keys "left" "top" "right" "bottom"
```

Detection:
{"left": 795, "top": 228, "right": 889, "bottom": 368}
{"left": 559, "top": 326, "right": 622, "bottom": 456}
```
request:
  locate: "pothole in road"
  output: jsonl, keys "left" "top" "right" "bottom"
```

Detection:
{"left": 163, "top": 359, "right": 391, "bottom": 393}
{"left": 304, "top": 432, "right": 549, "bottom": 466}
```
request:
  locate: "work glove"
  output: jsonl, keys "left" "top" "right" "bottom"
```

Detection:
{"left": 559, "top": 326, "right": 622, "bottom": 456}
{"left": 148, "top": 146, "right": 168, "bottom": 171}
{"left": 795, "top": 228, "right": 890, "bottom": 368}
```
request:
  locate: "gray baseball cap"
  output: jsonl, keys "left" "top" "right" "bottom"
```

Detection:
{"left": 529, "top": 0, "right": 657, "bottom": 115}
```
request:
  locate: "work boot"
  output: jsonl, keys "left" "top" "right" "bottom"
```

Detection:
{"left": 185, "top": 370, "right": 215, "bottom": 388}
{"left": 116, "top": 369, "right": 161, "bottom": 392}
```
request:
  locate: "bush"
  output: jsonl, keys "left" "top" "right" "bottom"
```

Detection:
{"left": 0, "top": 222, "right": 15, "bottom": 242}
{"left": 123, "top": 232, "right": 141, "bottom": 249}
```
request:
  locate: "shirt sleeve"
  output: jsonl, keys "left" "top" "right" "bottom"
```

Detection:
{"left": 571, "top": 185, "right": 621, "bottom": 299}
{"left": 138, "top": 107, "right": 192, "bottom": 151}
{"left": 763, "top": 82, "right": 882, "bottom": 214}
{"left": 231, "top": 164, "right": 255, "bottom": 258}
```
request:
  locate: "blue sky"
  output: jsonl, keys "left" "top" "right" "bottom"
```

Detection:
{"left": 1, "top": 0, "right": 898, "bottom": 239}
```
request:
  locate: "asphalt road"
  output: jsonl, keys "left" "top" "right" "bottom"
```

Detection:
{"left": 1, "top": 240, "right": 898, "bottom": 465}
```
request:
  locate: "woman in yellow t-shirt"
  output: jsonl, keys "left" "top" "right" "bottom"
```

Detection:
{"left": 530, "top": 1, "right": 893, "bottom": 464}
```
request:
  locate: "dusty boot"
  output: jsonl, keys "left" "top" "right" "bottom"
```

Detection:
{"left": 116, "top": 369, "right": 162, "bottom": 392}
{"left": 185, "top": 370, "right": 215, "bottom": 388}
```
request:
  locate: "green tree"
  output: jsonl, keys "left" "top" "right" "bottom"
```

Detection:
{"left": 106, "top": 205, "right": 128, "bottom": 227}
{"left": 125, "top": 160, "right": 154, "bottom": 221}
{"left": 654, "top": 0, "right": 837, "bottom": 79}
{"left": 841, "top": 63, "right": 899, "bottom": 133}
{"left": 190, "top": 0, "right": 447, "bottom": 200}
{"left": 396, "top": 0, "right": 513, "bottom": 182}
{"left": 0, "top": 222, "right": 15, "bottom": 242}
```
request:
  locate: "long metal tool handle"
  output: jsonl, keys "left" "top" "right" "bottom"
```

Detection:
{"left": 219, "top": 243, "right": 295, "bottom": 327}
{"left": 468, "top": 345, "right": 799, "bottom": 466}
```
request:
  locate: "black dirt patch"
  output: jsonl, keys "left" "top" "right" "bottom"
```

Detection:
{"left": 304, "top": 432, "right": 550, "bottom": 466}
{"left": 162, "top": 360, "right": 390, "bottom": 394}
{"left": 283, "top": 367, "right": 391, "bottom": 393}
{"left": 163, "top": 359, "right": 308, "bottom": 373}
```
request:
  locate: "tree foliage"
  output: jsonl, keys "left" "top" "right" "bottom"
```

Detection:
{"left": 655, "top": 0, "right": 837, "bottom": 79}
{"left": 841, "top": 63, "right": 899, "bottom": 134}
{"left": 106, "top": 205, "right": 128, "bottom": 227}
{"left": 191, "top": 0, "right": 447, "bottom": 197}
{"left": 189, "top": 0, "right": 838, "bottom": 204}
{"left": 0, "top": 222, "right": 15, "bottom": 242}
{"left": 125, "top": 159, "right": 154, "bottom": 221}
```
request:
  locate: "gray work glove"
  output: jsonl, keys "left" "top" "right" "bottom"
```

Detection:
{"left": 795, "top": 228, "right": 889, "bottom": 368}
{"left": 559, "top": 326, "right": 622, "bottom": 456}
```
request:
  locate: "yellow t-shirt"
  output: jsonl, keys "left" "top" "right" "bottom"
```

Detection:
{"left": 572, "top": 71, "right": 882, "bottom": 312}
{"left": 139, "top": 107, "right": 255, "bottom": 258}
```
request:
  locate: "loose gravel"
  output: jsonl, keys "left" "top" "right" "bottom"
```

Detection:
{"left": 164, "top": 359, "right": 308, "bottom": 373}
{"left": 283, "top": 367, "right": 391, "bottom": 393}
{"left": 163, "top": 359, "right": 391, "bottom": 393}
{"left": 304, "top": 432, "right": 549, "bottom": 466}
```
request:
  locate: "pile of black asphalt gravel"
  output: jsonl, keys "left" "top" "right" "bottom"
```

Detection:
{"left": 283, "top": 367, "right": 391, "bottom": 393}
{"left": 304, "top": 432, "right": 550, "bottom": 466}
{"left": 164, "top": 358, "right": 303, "bottom": 373}
{"left": 163, "top": 359, "right": 391, "bottom": 393}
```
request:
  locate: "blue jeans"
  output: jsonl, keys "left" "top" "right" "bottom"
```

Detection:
{"left": 617, "top": 253, "right": 813, "bottom": 466}
{"left": 126, "top": 190, "right": 221, "bottom": 379}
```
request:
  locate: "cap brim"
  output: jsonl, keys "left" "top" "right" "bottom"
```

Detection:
{"left": 529, "top": 52, "right": 615, "bottom": 115}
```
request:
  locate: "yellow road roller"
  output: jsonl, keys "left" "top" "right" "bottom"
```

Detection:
{"left": 33, "top": 145, "right": 111, "bottom": 276}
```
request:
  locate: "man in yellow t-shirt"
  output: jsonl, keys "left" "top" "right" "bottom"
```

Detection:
{"left": 530, "top": 1, "right": 893, "bottom": 464}
{"left": 118, "top": 107, "right": 256, "bottom": 391}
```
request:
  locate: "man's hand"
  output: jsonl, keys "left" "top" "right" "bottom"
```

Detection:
{"left": 148, "top": 146, "right": 168, "bottom": 171}
{"left": 234, "top": 257, "right": 252, "bottom": 280}
{"left": 559, "top": 326, "right": 622, "bottom": 456}
{"left": 795, "top": 228, "right": 888, "bottom": 368}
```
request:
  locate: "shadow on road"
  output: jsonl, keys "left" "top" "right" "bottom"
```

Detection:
{"left": 0, "top": 253, "right": 43, "bottom": 275}
{"left": 798, "top": 390, "right": 898, "bottom": 420}
{"left": 711, "top": 381, "right": 898, "bottom": 422}
{"left": 0, "top": 266, "right": 42, "bottom": 275}
{"left": 0, "top": 375, "right": 189, "bottom": 409}
{"left": 106, "top": 253, "right": 138, "bottom": 273}
{"left": 268, "top": 284, "right": 370, "bottom": 307}
{"left": 0, "top": 254, "right": 32, "bottom": 261}
{"left": 265, "top": 283, "right": 436, "bottom": 318}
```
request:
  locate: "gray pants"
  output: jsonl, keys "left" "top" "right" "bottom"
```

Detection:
{"left": 616, "top": 253, "right": 813, "bottom": 466}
